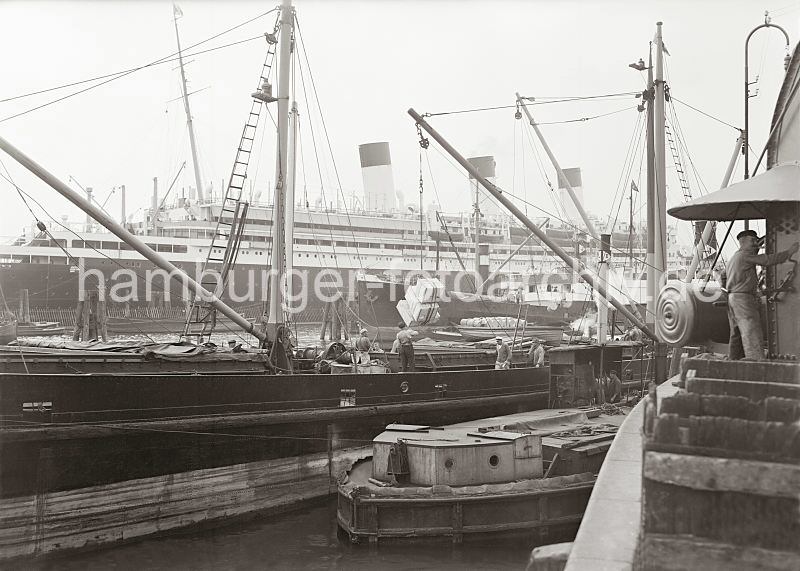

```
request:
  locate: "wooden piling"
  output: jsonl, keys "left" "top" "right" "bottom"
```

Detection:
{"left": 72, "top": 299, "right": 84, "bottom": 341}
{"left": 18, "top": 289, "right": 30, "bottom": 323}
{"left": 332, "top": 300, "right": 342, "bottom": 341}
{"left": 320, "top": 302, "right": 331, "bottom": 341}
{"left": 338, "top": 298, "right": 350, "bottom": 341}
{"left": 97, "top": 288, "right": 108, "bottom": 342}
{"left": 86, "top": 290, "right": 97, "bottom": 340}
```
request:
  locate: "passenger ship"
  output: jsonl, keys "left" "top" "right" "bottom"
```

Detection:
{"left": 0, "top": 181, "right": 690, "bottom": 332}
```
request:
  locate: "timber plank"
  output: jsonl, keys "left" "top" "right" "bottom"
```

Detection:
{"left": 643, "top": 480, "right": 800, "bottom": 549}
{"left": 643, "top": 451, "right": 800, "bottom": 498}
{"left": 0, "top": 446, "right": 371, "bottom": 560}
{"left": 686, "top": 377, "right": 800, "bottom": 401}
{"left": 682, "top": 358, "right": 800, "bottom": 385}
{"left": 641, "top": 533, "right": 800, "bottom": 570}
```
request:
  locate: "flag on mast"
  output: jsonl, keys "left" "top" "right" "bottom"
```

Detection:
{"left": 173, "top": 4, "right": 183, "bottom": 18}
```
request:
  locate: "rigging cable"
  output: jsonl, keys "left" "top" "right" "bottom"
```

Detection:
{"left": 423, "top": 91, "right": 641, "bottom": 117}
{"left": 1, "top": 35, "right": 270, "bottom": 124}
{"left": 607, "top": 111, "right": 645, "bottom": 234}
{"left": 670, "top": 97, "right": 740, "bottom": 131}
{"left": 295, "top": 17, "right": 397, "bottom": 340}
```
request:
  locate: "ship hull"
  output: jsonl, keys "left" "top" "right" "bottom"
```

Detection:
{"left": 0, "top": 261, "right": 361, "bottom": 331}
{"left": 0, "top": 367, "right": 550, "bottom": 561}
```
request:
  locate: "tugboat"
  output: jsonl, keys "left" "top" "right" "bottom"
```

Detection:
{"left": 337, "top": 407, "right": 627, "bottom": 546}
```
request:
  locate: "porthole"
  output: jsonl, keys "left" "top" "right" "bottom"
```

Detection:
{"left": 444, "top": 458, "right": 454, "bottom": 470}
{"left": 400, "top": 381, "right": 409, "bottom": 393}
{"left": 488, "top": 454, "right": 500, "bottom": 468}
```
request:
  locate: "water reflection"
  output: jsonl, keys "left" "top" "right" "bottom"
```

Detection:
{"left": 39, "top": 499, "right": 530, "bottom": 570}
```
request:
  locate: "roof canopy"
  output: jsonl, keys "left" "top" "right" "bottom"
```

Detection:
{"left": 668, "top": 162, "right": 800, "bottom": 221}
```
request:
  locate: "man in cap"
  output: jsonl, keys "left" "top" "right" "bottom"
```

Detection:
{"left": 392, "top": 321, "right": 417, "bottom": 372}
{"left": 606, "top": 370, "right": 622, "bottom": 403}
{"left": 725, "top": 229, "right": 798, "bottom": 360}
{"left": 354, "top": 327, "right": 371, "bottom": 364}
{"left": 495, "top": 335, "right": 511, "bottom": 370}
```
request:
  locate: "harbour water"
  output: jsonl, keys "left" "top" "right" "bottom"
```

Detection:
{"left": 34, "top": 498, "right": 532, "bottom": 570}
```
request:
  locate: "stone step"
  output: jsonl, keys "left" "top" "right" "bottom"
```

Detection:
{"left": 686, "top": 377, "right": 800, "bottom": 401}
{"left": 649, "top": 413, "right": 800, "bottom": 460}
{"left": 682, "top": 356, "right": 800, "bottom": 385}
{"left": 660, "top": 393, "right": 800, "bottom": 422}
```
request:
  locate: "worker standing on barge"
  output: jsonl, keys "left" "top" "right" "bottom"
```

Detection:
{"left": 725, "top": 229, "right": 798, "bottom": 360}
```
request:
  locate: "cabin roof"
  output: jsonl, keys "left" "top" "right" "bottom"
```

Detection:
{"left": 375, "top": 425, "right": 532, "bottom": 447}
{"left": 547, "top": 341, "right": 643, "bottom": 353}
{"left": 668, "top": 162, "right": 800, "bottom": 221}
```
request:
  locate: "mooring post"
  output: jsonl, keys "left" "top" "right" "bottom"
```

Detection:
{"left": 97, "top": 287, "right": 108, "bottom": 341}
{"left": 19, "top": 289, "right": 31, "bottom": 323}
{"left": 87, "top": 290, "right": 98, "bottom": 340}
{"left": 320, "top": 302, "right": 331, "bottom": 341}
{"left": 72, "top": 298, "right": 84, "bottom": 341}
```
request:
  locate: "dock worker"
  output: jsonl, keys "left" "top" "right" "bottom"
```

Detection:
{"left": 725, "top": 229, "right": 798, "bottom": 360}
{"left": 392, "top": 321, "right": 417, "bottom": 372}
{"left": 606, "top": 370, "right": 622, "bottom": 403}
{"left": 495, "top": 336, "right": 511, "bottom": 370}
{"left": 527, "top": 341, "right": 545, "bottom": 367}
{"left": 354, "top": 328, "right": 371, "bottom": 364}
{"left": 624, "top": 326, "right": 643, "bottom": 343}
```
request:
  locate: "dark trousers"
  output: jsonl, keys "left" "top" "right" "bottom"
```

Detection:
{"left": 399, "top": 344, "right": 415, "bottom": 372}
{"left": 727, "top": 293, "right": 763, "bottom": 360}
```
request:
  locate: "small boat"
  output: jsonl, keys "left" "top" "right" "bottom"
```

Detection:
{"left": 458, "top": 324, "right": 564, "bottom": 344}
{"left": 15, "top": 321, "right": 65, "bottom": 336}
{"left": 337, "top": 407, "right": 625, "bottom": 545}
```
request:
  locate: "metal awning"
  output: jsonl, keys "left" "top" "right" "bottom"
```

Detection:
{"left": 668, "top": 162, "right": 800, "bottom": 221}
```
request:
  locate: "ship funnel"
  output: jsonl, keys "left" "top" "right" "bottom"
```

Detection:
{"left": 359, "top": 142, "right": 396, "bottom": 212}
{"left": 468, "top": 156, "right": 500, "bottom": 217}
{"left": 557, "top": 167, "right": 584, "bottom": 225}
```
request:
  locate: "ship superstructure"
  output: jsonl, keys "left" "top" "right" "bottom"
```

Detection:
{"left": 0, "top": 195, "right": 687, "bottom": 321}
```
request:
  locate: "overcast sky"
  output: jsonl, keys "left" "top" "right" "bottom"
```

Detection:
{"left": 1, "top": 0, "right": 798, "bottom": 249}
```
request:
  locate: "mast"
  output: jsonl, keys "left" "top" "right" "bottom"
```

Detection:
{"left": 0, "top": 133, "right": 267, "bottom": 343}
{"left": 173, "top": 5, "right": 204, "bottom": 203}
{"left": 645, "top": 44, "right": 657, "bottom": 330}
{"left": 265, "top": 0, "right": 293, "bottom": 339}
{"left": 409, "top": 108, "right": 655, "bottom": 340}
{"left": 285, "top": 101, "right": 298, "bottom": 312}
{"left": 151, "top": 177, "right": 158, "bottom": 232}
{"left": 473, "top": 188, "right": 481, "bottom": 282}
{"left": 628, "top": 183, "right": 634, "bottom": 264}
{"left": 120, "top": 184, "right": 126, "bottom": 225}
{"left": 597, "top": 234, "right": 611, "bottom": 343}
{"left": 651, "top": 23, "right": 668, "bottom": 324}
{"left": 419, "top": 173, "right": 424, "bottom": 272}
{"left": 516, "top": 92, "right": 598, "bottom": 240}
